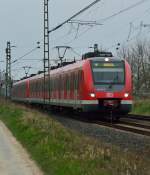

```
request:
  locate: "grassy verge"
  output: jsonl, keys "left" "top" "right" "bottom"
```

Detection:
{"left": 0, "top": 100, "right": 149, "bottom": 175}
{"left": 132, "top": 99, "right": 150, "bottom": 116}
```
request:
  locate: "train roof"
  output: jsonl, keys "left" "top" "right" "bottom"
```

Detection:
{"left": 13, "top": 56, "right": 125, "bottom": 86}
{"left": 13, "top": 59, "right": 84, "bottom": 85}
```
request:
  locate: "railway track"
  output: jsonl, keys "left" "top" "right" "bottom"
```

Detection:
{"left": 125, "top": 114, "right": 150, "bottom": 121}
{"left": 58, "top": 112, "right": 150, "bottom": 137}
{"left": 91, "top": 120, "right": 150, "bottom": 137}
{"left": 62, "top": 113, "right": 150, "bottom": 137}
{"left": 24, "top": 104, "right": 150, "bottom": 137}
{"left": 92, "top": 115, "right": 150, "bottom": 137}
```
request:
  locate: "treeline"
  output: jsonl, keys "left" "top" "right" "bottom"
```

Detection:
{"left": 118, "top": 39, "right": 150, "bottom": 97}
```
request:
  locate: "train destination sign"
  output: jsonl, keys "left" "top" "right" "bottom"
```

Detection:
{"left": 92, "top": 62, "right": 124, "bottom": 68}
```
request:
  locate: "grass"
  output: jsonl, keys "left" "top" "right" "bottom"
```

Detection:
{"left": 132, "top": 99, "right": 150, "bottom": 116}
{"left": 0, "top": 100, "right": 149, "bottom": 175}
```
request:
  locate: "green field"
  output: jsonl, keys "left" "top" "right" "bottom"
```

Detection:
{"left": 0, "top": 100, "right": 149, "bottom": 175}
{"left": 132, "top": 99, "right": 150, "bottom": 116}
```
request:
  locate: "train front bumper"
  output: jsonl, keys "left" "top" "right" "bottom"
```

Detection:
{"left": 81, "top": 99, "right": 133, "bottom": 113}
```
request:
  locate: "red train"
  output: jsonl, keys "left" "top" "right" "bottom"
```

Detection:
{"left": 12, "top": 51, "right": 132, "bottom": 116}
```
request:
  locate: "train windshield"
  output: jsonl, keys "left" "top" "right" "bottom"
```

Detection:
{"left": 91, "top": 61, "right": 125, "bottom": 85}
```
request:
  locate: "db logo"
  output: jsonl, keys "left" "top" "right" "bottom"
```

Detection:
{"left": 106, "top": 93, "right": 114, "bottom": 97}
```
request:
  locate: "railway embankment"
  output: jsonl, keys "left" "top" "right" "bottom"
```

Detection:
{"left": 0, "top": 100, "right": 150, "bottom": 175}
{"left": 132, "top": 99, "right": 150, "bottom": 116}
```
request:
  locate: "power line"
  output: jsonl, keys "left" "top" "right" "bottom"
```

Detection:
{"left": 15, "top": 58, "right": 43, "bottom": 61}
{"left": 64, "top": 0, "right": 150, "bottom": 45}
{"left": 48, "top": 0, "right": 102, "bottom": 34}
{"left": 98, "top": 0, "right": 149, "bottom": 23}
{"left": 50, "top": 0, "right": 149, "bottom": 47}
{"left": 68, "top": 20, "right": 102, "bottom": 26}
{"left": 70, "top": 48, "right": 82, "bottom": 57}
{"left": 11, "top": 45, "right": 40, "bottom": 64}
{"left": 64, "top": 25, "right": 94, "bottom": 45}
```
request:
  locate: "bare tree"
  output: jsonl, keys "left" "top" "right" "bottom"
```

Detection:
{"left": 117, "top": 38, "right": 150, "bottom": 97}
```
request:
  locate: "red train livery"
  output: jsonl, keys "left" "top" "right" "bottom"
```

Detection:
{"left": 12, "top": 51, "right": 132, "bottom": 114}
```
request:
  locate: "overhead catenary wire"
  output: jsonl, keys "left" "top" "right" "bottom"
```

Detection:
{"left": 70, "top": 48, "right": 82, "bottom": 57}
{"left": 48, "top": 0, "right": 102, "bottom": 34}
{"left": 64, "top": 0, "right": 149, "bottom": 45}
{"left": 49, "top": 0, "right": 150, "bottom": 51}
{"left": 98, "top": 0, "right": 149, "bottom": 23}
{"left": 11, "top": 46, "right": 40, "bottom": 64}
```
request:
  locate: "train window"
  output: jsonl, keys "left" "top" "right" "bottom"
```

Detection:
{"left": 54, "top": 78, "right": 56, "bottom": 91}
{"left": 32, "top": 81, "right": 35, "bottom": 93}
{"left": 37, "top": 80, "right": 40, "bottom": 93}
{"left": 55, "top": 77, "right": 57, "bottom": 91}
{"left": 37, "top": 80, "right": 39, "bottom": 93}
{"left": 70, "top": 73, "right": 73, "bottom": 91}
{"left": 64, "top": 75, "right": 67, "bottom": 91}
{"left": 66, "top": 75, "right": 68, "bottom": 91}
{"left": 91, "top": 61, "right": 125, "bottom": 85}
{"left": 62, "top": 75, "right": 65, "bottom": 92}
{"left": 74, "top": 74, "right": 76, "bottom": 90}
{"left": 50, "top": 79, "right": 52, "bottom": 91}
{"left": 74, "top": 73, "right": 78, "bottom": 90}
{"left": 34, "top": 81, "right": 37, "bottom": 93}
{"left": 51, "top": 79, "right": 53, "bottom": 91}
{"left": 31, "top": 81, "right": 33, "bottom": 95}
{"left": 69, "top": 75, "right": 71, "bottom": 91}
{"left": 59, "top": 76, "right": 61, "bottom": 91}
{"left": 60, "top": 77, "right": 62, "bottom": 91}
{"left": 68, "top": 75, "right": 70, "bottom": 91}
{"left": 57, "top": 77, "right": 59, "bottom": 91}
{"left": 36, "top": 81, "right": 38, "bottom": 93}
{"left": 78, "top": 71, "right": 81, "bottom": 84}
{"left": 78, "top": 70, "right": 83, "bottom": 89}
{"left": 46, "top": 78, "right": 48, "bottom": 92}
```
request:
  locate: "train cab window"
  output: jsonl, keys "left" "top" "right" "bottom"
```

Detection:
{"left": 91, "top": 61, "right": 125, "bottom": 85}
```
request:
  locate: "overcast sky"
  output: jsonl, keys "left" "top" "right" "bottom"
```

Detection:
{"left": 0, "top": 0, "right": 150, "bottom": 79}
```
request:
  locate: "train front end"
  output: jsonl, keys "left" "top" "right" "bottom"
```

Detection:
{"left": 83, "top": 52, "right": 132, "bottom": 115}
{"left": 92, "top": 57, "right": 132, "bottom": 113}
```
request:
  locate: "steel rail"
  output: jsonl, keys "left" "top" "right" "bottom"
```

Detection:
{"left": 126, "top": 114, "right": 150, "bottom": 121}
{"left": 93, "top": 120, "right": 150, "bottom": 137}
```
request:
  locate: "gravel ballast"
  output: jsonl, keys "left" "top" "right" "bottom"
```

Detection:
{"left": 51, "top": 113, "right": 150, "bottom": 154}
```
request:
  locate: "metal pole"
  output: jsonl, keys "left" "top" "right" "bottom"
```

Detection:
{"left": 44, "top": 0, "right": 50, "bottom": 103}
{"left": 5, "top": 42, "right": 11, "bottom": 98}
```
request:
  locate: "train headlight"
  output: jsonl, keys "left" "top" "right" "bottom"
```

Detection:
{"left": 124, "top": 93, "right": 129, "bottom": 98}
{"left": 105, "top": 58, "right": 109, "bottom": 62}
{"left": 90, "top": 93, "right": 96, "bottom": 98}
